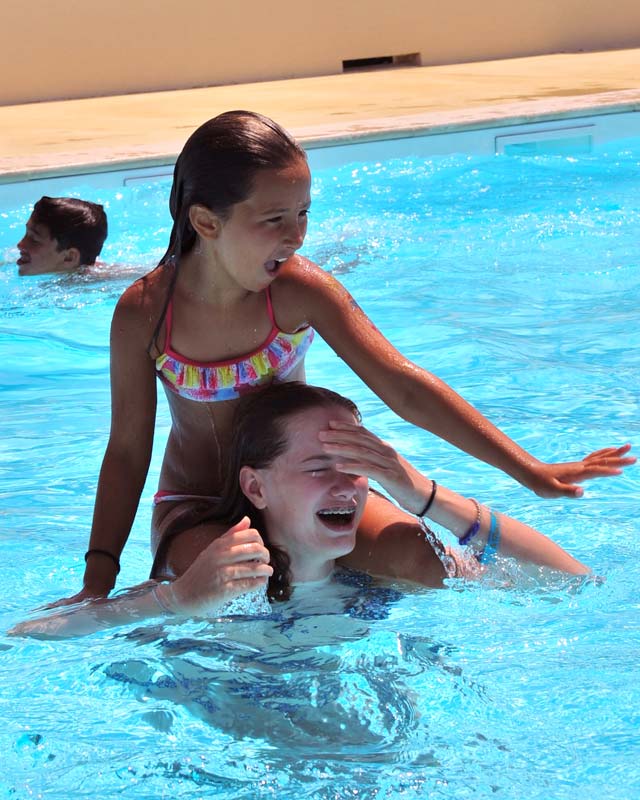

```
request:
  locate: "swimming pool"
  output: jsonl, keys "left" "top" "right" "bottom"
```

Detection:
{"left": 1, "top": 118, "right": 639, "bottom": 799}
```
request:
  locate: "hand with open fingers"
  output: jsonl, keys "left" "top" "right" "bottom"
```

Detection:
{"left": 42, "top": 586, "right": 112, "bottom": 611}
{"left": 164, "top": 516, "right": 273, "bottom": 616}
{"left": 319, "top": 420, "right": 433, "bottom": 515}
{"left": 522, "top": 443, "right": 636, "bottom": 498}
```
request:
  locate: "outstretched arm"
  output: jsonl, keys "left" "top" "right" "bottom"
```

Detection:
{"left": 320, "top": 420, "right": 591, "bottom": 574}
{"left": 10, "top": 518, "right": 273, "bottom": 639}
{"left": 276, "top": 261, "right": 635, "bottom": 498}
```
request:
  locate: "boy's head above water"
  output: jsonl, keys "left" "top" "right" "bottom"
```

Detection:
{"left": 17, "top": 196, "right": 108, "bottom": 276}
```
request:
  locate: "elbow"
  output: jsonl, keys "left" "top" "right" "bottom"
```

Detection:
{"left": 378, "top": 365, "right": 447, "bottom": 428}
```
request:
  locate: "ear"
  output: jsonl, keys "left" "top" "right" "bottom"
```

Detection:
{"left": 239, "top": 466, "right": 268, "bottom": 509}
{"left": 188, "top": 204, "right": 222, "bottom": 240}
{"left": 62, "top": 247, "right": 82, "bottom": 269}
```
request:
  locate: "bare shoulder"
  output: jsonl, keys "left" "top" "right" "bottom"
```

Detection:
{"left": 271, "top": 255, "right": 354, "bottom": 329}
{"left": 276, "top": 255, "right": 339, "bottom": 293}
{"left": 116, "top": 264, "right": 169, "bottom": 312}
{"left": 112, "top": 265, "right": 170, "bottom": 337}
{"left": 272, "top": 255, "right": 408, "bottom": 391}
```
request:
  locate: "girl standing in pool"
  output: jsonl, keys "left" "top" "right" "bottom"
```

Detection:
{"left": 67, "top": 110, "right": 632, "bottom": 604}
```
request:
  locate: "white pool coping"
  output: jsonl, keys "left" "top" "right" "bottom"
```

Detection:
{"left": 2, "top": 107, "right": 639, "bottom": 209}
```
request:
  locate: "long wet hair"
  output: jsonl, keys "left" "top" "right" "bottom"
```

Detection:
{"left": 215, "top": 381, "right": 361, "bottom": 601}
{"left": 150, "top": 110, "right": 307, "bottom": 350}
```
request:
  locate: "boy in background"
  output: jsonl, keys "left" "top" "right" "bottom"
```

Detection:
{"left": 16, "top": 196, "right": 107, "bottom": 276}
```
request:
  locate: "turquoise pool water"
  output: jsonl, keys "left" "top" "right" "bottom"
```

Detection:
{"left": 1, "top": 129, "right": 639, "bottom": 799}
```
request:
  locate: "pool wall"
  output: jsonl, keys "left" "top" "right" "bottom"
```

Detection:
{"left": 2, "top": 110, "right": 639, "bottom": 209}
{"left": 3, "top": 0, "right": 640, "bottom": 105}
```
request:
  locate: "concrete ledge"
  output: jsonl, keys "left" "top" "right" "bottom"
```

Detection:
{"left": 1, "top": 50, "right": 639, "bottom": 182}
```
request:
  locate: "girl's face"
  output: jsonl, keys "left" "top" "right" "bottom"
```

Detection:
{"left": 240, "top": 404, "right": 369, "bottom": 583}
{"left": 213, "top": 158, "right": 312, "bottom": 292}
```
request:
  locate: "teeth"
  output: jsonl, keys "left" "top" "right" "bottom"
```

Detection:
{"left": 318, "top": 508, "right": 355, "bottom": 517}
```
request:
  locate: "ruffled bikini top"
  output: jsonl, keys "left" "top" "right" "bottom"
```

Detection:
{"left": 155, "top": 288, "right": 314, "bottom": 402}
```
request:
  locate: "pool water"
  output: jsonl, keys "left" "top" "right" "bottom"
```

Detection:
{"left": 1, "top": 133, "right": 639, "bottom": 799}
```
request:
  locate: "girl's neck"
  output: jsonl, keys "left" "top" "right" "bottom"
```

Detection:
{"left": 176, "top": 250, "right": 250, "bottom": 308}
{"left": 289, "top": 558, "right": 336, "bottom": 585}
{"left": 292, "top": 572, "right": 333, "bottom": 589}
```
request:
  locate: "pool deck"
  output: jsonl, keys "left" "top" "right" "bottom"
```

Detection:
{"left": 1, "top": 48, "right": 640, "bottom": 182}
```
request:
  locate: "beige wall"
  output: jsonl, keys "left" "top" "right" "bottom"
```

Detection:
{"left": 4, "top": 0, "right": 640, "bottom": 106}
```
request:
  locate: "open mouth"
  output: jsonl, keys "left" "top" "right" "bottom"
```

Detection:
{"left": 264, "top": 257, "right": 288, "bottom": 276}
{"left": 316, "top": 507, "right": 357, "bottom": 531}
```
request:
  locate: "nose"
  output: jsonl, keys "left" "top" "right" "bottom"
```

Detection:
{"left": 283, "top": 219, "right": 305, "bottom": 249}
{"left": 329, "top": 471, "right": 361, "bottom": 500}
{"left": 16, "top": 235, "right": 27, "bottom": 251}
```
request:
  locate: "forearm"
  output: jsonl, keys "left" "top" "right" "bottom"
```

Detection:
{"left": 321, "top": 417, "right": 592, "bottom": 576}
{"left": 10, "top": 582, "right": 175, "bottom": 640}
{"left": 84, "top": 446, "right": 151, "bottom": 594}
{"left": 385, "top": 368, "right": 540, "bottom": 485}
{"left": 11, "top": 524, "right": 272, "bottom": 639}
{"left": 424, "top": 483, "right": 589, "bottom": 574}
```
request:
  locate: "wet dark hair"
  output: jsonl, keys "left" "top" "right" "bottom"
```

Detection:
{"left": 215, "top": 381, "right": 360, "bottom": 601}
{"left": 31, "top": 196, "right": 108, "bottom": 265}
{"left": 163, "top": 110, "right": 306, "bottom": 264}
{"left": 150, "top": 110, "right": 307, "bottom": 350}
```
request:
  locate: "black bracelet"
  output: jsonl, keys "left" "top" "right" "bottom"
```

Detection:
{"left": 84, "top": 548, "right": 121, "bottom": 574}
{"left": 417, "top": 479, "right": 437, "bottom": 517}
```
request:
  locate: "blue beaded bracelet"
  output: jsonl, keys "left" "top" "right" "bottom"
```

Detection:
{"left": 479, "top": 511, "right": 501, "bottom": 564}
{"left": 459, "top": 499, "right": 482, "bottom": 546}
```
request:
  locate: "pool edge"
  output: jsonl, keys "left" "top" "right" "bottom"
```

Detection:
{"left": 2, "top": 88, "right": 640, "bottom": 186}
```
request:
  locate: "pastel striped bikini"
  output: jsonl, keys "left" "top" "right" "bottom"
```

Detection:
{"left": 155, "top": 288, "right": 314, "bottom": 402}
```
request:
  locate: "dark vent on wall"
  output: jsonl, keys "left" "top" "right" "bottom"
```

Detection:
{"left": 342, "top": 53, "right": 421, "bottom": 72}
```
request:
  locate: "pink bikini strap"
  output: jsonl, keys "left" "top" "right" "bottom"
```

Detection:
{"left": 162, "top": 298, "right": 174, "bottom": 348}
{"left": 163, "top": 290, "right": 277, "bottom": 356}
{"left": 265, "top": 286, "right": 277, "bottom": 327}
